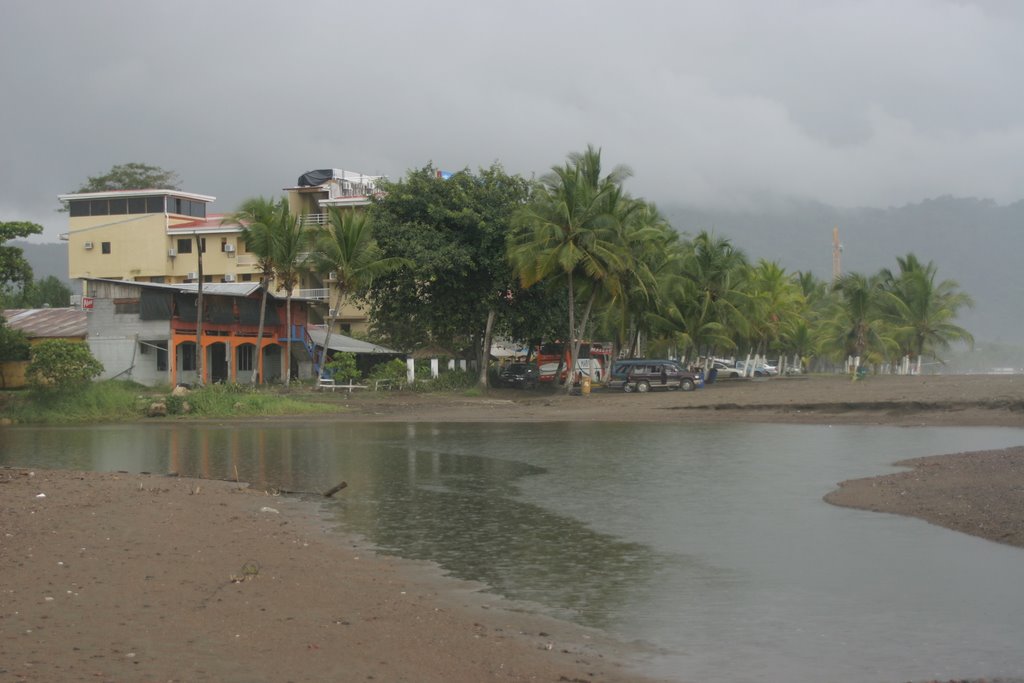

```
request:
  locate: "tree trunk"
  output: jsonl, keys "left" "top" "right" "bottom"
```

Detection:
{"left": 194, "top": 234, "right": 205, "bottom": 386}
{"left": 478, "top": 307, "right": 497, "bottom": 389}
{"left": 252, "top": 272, "right": 269, "bottom": 385}
{"left": 567, "top": 288, "right": 598, "bottom": 394}
{"left": 319, "top": 288, "right": 340, "bottom": 381}
{"left": 564, "top": 272, "right": 576, "bottom": 394}
{"left": 284, "top": 294, "right": 292, "bottom": 387}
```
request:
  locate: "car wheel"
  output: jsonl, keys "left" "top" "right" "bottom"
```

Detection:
{"left": 680, "top": 378, "right": 695, "bottom": 392}
{"left": 636, "top": 380, "right": 651, "bottom": 393}
{"left": 727, "top": 370, "right": 740, "bottom": 378}
{"left": 623, "top": 382, "right": 634, "bottom": 393}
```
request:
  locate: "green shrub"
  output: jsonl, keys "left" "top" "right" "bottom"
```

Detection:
{"left": 27, "top": 340, "right": 103, "bottom": 392}
{"left": 0, "top": 325, "right": 30, "bottom": 361}
{"left": 324, "top": 352, "right": 361, "bottom": 383}
{"left": 409, "top": 368, "right": 476, "bottom": 392}
{"left": 368, "top": 358, "right": 408, "bottom": 383}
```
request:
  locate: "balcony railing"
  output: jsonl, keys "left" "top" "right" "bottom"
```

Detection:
{"left": 297, "top": 288, "right": 329, "bottom": 301}
{"left": 299, "top": 213, "right": 328, "bottom": 226}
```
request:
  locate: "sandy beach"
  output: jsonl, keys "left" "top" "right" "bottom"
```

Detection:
{"left": 2, "top": 373, "right": 1023, "bottom": 682}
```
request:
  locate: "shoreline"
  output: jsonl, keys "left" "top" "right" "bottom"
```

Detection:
{"left": 2, "top": 374, "right": 1023, "bottom": 681}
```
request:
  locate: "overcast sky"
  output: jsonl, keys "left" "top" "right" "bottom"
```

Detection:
{"left": 3, "top": 0, "right": 1024, "bottom": 241}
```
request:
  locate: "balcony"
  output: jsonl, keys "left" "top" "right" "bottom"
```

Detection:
{"left": 297, "top": 288, "right": 329, "bottom": 301}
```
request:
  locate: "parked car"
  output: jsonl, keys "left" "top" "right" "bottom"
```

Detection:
{"left": 608, "top": 359, "right": 698, "bottom": 393}
{"left": 731, "top": 360, "right": 778, "bottom": 377}
{"left": 498, "top": 362, "right": 540, "bottom": 389}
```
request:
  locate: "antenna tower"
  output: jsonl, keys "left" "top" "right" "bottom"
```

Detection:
{"left": 832, "top": 226, "right": 842, "bottom": 282}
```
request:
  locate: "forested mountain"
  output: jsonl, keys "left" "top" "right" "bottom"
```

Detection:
{"left": 10, "top": 241, "right": 72, "bottom": 288}
{"left": 664, "top": 196, "right": 1024, "bottom": 345}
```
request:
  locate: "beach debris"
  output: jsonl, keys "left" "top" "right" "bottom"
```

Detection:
{"left": 230, "top": 560, "right": 261, "bottom": 583}
{"left": 35, "top": 493, "right": 45, "bottom": 498}
{"left": 260, "top": 506, "right": 279, "bottom": 514}
{"left": 146, "top": 402, "right": 167, "bottom": 417}
{"left": 323, "top": 481, "right": 348, "bottom": 498}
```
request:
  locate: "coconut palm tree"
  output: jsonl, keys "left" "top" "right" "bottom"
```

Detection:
{"left": 229, "top": 197, "right": 284, "bottom": 384}
{"left": 509, "top": 145, "right": 630, "bottom": 392}
{"left": 880, "top": 253, "right": 974, "bottom": 368}
{"left": 267, "top": 208, "right": 309, "bottom": 387}
{"left": 820, "top": 272, "right": 896, "bottom": 364}
{"left": 309, "top": 207, "right": 410, "bottom": 380}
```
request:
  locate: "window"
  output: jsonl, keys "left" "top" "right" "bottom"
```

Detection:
{"left": 101, "top": 242, "right": 111, "bottom": 254}
{"left": 177, "top": 238, "right": 193, "bottom": 254}
{"left": 66, "top": 194, "right": 177, "bottom": 217}
{"left": 238, "top": 345, "right": 254, "bottom": 372}
{"left": 240, "top": 273, "right": 252, "bottom": 282}
{"left": 220, "top": 238, "right": 228, "bottom": 252}
{"left": 181, "top": 343, "right": 196, "bottom": 371}
{"left": 156, "top": 342, "right": 168, "bottom": 371}
{"left": 150, "top": 276, "right": 165, "bottom": 284}
{"left": 203, "top": 275, "right": 213, "bottom": 283}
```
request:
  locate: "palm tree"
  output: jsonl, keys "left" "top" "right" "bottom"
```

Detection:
{"left": 509, "top": 145, "right": 630, "bottom": 392}
{"left": 881, "top": 253, "right": 974, "bottom": 368}
{"left": 309, "top": 207, "right": 410, "bottom": 379}
{"left": 268, "top": 208, "right": 309, "bottom": 387}
{"left": 820, "top": 272, "right": 895, "bottom": 364}
{"left": 229, "top": 197, "right": 284, "bottom": 384}
{"left": 677, "top": 231, "right": 749, "bottom": 358}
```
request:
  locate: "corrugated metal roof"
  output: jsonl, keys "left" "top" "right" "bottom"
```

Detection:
{"left": 2, "top": 308, "right": 88, "bottom": 339}
{"left": 306, "top": 327, "right": 400, "bottom": 355}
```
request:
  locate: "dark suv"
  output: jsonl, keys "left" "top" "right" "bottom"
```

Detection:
{"left": 609, "top": 359, "right": 698, "bottom": 393}
{"left": 498, "top": 362, "right": 540, "bottom": 389}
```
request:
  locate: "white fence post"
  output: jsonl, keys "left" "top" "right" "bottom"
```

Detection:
{"left": 430, "top": 358, "right": 439, "bottom": 379}
{"left": 406, "top": 358, "right": 416, "bottom": 384}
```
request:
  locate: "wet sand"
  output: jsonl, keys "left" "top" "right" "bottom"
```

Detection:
{"left": 2, "top": 373, "right": 1023, "bottom": 682}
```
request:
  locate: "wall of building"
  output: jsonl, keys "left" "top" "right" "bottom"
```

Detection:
{"left": 86, "top": 296, "right": 171, "bottom": 385}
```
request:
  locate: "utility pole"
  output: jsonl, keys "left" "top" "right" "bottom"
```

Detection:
{"left": 195, "top": 233, "right": 205, "bottom": 386}
{"left": 832, "top": 226, "right": 842, "bottom": 282}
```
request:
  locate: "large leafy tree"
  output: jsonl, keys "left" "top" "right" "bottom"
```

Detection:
{"left": 1, "top": 221, "right": 43, "bottom": 291}
{"left": 368, "top": 163, "right": 532, "bottom": 387}
{"left": 309, "top": 207, "right": 410, "bottom": 379}
{"left": 72, "top": 163, "right": 180, "bottom": 193}
{"left": 509, "top": 146, "right": 631, "bottom": 392}
{"left": 229, "top": 197, "right": 285, "bottom": 384}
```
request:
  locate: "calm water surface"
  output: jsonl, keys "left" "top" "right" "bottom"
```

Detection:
{"left": 3, "top": 421, "right": 1023, "bottom": 683}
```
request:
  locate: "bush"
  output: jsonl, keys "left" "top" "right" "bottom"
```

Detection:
{"left": 0, "top": 324, "right": 30, "bottom": 361}
{"left": 409, "top": 368, "right": 476, "bottom": 392}
{"left": 324, "top": 352, "right": 361, "bottom": 383}
{"left": 26, "top": 339, "right": 103, "bottom": 391}
{"left": 368, "top": 358, "right": 408, "bottom": 384}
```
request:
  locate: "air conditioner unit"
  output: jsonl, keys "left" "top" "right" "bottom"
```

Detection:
{"left": 328, "top": 271, "right": 337, "bottom": 281}
{"left": 328, "top": 308, "right": 338, "bottom": 317}
{"left": 224, "top": 274, "right": 236, "bottom": 282}
{"left": 83, "top": 241, "right": 94, "bottom": 250}
{"left": 186, "top": 271, "right": 198, "bottom": 280}
{"left": 224, "top": 244, "right": 236, "bottom": 253}
{"left": 167, "top": 248, "right": 177, "bottom": 257}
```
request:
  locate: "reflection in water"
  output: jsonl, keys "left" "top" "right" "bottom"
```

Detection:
{"left": 4, "top": 420, "right": 1024, "bottom": 683}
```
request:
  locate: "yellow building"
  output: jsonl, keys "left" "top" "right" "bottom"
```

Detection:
{"left": 59, "top": 169, "right": 386, "bottom": 337}
{"left": 58, "top": 189, "right": 256, "bottom": 288}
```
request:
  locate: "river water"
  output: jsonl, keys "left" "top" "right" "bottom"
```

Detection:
{"left": 3, "top": 420, "right": 1023, "bottom": 683}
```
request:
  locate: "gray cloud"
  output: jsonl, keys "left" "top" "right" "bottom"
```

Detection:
{"left": 3, "top": 0, "right": 1024, "bottom": 240}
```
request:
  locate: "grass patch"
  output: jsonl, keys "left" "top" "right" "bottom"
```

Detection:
{"left": 1, "top": 380, "right": 146, "bottom": 424}
{"left": 0, "top": 380, "right": 337, "bottom": 424}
